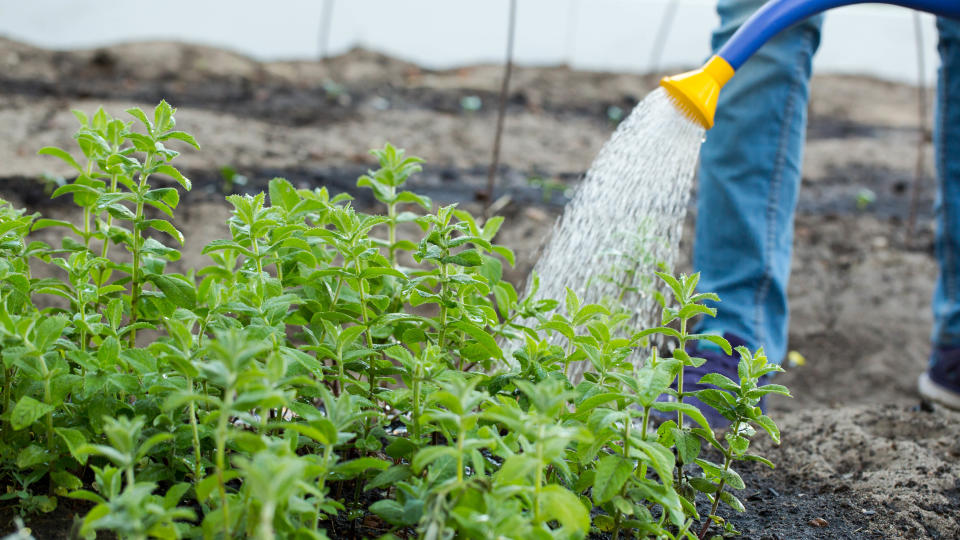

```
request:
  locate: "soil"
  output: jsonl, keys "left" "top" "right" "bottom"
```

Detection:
{"left": 1, "top": 37, "right": 959, "bottom": 539}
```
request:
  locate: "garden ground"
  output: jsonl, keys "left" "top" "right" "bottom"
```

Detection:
{"left": 0, "top": 37, "right": 957, "bottom": 538}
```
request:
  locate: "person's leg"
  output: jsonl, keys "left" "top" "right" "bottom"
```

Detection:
{"left": 921, "top": 17, "right": 960, "bottom": 409}
{"left": 931, "top": 17, "right": 960, "bottom": 348}
{"left": 693, "top": 0, "right": 823, "bottom": 365}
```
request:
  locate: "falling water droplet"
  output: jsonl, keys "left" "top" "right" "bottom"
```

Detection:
{"left": 518, "top": 88, "right": 706, "bottom": 381}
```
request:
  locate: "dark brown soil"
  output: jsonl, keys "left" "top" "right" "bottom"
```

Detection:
{"left": 0, "top": 499, "right": 91, "bottom": 540}
{"left": 1, "top": 37, "right": 958, "bottom": 539}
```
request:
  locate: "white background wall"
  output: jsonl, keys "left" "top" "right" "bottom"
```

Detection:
{"left": 0, "top": 0, "right": 942, "bottom": 84}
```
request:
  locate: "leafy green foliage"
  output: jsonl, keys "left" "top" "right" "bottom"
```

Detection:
{"left": 0, "top": 106, "right": 789, "bottom": 539}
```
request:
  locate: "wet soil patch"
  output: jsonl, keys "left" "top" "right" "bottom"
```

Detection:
{"left": 0, "top": 163, "right": 578, "bottom": 214}
{"left": 797, "top": 163, "right": 934, "bottom": 220}
{"left": 806, "top": 113, "right": 924, "bottom": 142}
{"left": 0, "top": 498, "right": 95, "bottom": 540}
{"left": 717, "top": 462, "right": 881, "bottom": 539}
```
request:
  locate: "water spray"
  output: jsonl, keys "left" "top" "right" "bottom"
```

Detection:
{"left": 526, "top": 1, "right": 960, "bottom": 381}
{"left": 662, "top": 0, "right": 960, "bottom": 129}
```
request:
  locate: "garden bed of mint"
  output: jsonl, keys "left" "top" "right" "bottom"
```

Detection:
{"left": 0, "top": 37, "right": 958, "bottom": 538}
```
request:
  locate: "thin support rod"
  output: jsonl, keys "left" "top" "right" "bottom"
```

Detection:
{"left": 484, "top": 0, "right": 518, "bottom": 218}
{"left": 319, "top": 0, "right": 335, "bottom": 60}
{"left": 648, "top": 0, "right": 680, "bottom": 74}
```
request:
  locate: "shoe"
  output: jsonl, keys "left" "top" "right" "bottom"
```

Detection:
{"left": 654, "top": 332, "right": 768, "bottom": 430}
{"left": 918, "top": 345, "right": 960, "bottom": 410}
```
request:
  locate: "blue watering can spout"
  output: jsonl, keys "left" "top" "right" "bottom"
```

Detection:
{"left": 662, "top": 0, "right": 960, "bottom": 129}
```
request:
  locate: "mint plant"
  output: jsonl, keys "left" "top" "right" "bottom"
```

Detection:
{"left": 691, "top": 346, "right": 788, "bottom": 539}
{"left": 0, "top": 104, "right": 790, "bottom": 540}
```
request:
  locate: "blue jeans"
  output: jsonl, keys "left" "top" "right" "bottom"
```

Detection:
{"left": 694, "top": 0, "right": 960, "bottom": 364}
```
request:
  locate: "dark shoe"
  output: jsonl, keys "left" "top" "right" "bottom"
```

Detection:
{"left": 655, "top": 333, "right": 768, "bottom": 429}
{"left": 918, "top": 345, "right": 960, "bottom": 410}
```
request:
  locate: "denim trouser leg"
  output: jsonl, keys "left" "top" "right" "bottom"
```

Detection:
{"left": 693, "top": 0, "right": 822, "bottom": 365}
{"left": 932, "top": 18, "right": 960, "bottom": 347}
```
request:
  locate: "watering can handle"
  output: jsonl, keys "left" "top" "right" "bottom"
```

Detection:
{"left": 718, "top": 0, "right": 960, "bottom": 70}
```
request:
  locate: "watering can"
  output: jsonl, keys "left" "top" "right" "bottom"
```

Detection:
{"left": 662, "top": 0, "right": 960, "bottom": 128}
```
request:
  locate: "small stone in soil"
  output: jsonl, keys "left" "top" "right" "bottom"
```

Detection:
{"left": 808, "top": 518, "right": 829, "bottom": 527}
{"left": 523, "top": 207, "right": 549, "bottom": 222}
{"left": 913, "top": 399, "right": 935, "bottom": 413}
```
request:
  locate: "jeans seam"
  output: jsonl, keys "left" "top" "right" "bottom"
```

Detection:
{"left": 939, "top": 49, "right": 956, "bottom": 344}
{"left": 753, "top": 33, "right": 809, "bottom": 350}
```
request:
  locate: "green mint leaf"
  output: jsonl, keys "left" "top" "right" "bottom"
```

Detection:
{"left": 11, "top": 395, "right": 55, "bottom": 430}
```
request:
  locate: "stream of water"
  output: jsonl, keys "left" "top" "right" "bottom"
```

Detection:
{"left": 524, "top": 88, "right": 705, "bottom": 380}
